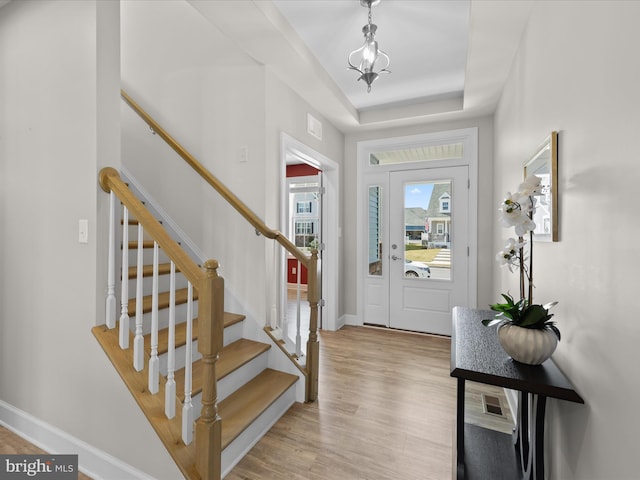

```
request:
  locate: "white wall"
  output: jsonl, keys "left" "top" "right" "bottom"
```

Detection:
{"left": 0, "top": 1, "right": 182, "bottom": 478}
{"left": 121, "top": 1, "right": 345, "bottom": 325}
{"left": 264, "top": 69, "right": 344, "bottom": 328}
{"left": 121, "top": 0, "right": 269, "bottom": 319}
{"left": 344, "top": 116, "right": 495, "bottom": 320}
{"left": 493, "top": 2, "right": 640, "bottom": 478}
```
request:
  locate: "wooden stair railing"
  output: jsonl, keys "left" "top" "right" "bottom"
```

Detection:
{"left": 121, "top": 90, "right": 320, "bottom": 402}
{"left": 99, "top": 167, "right": 223, "bottom": 480}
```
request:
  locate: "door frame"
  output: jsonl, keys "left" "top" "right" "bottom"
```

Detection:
{"left": 280, "top": 133, "right": 340, "bottom": 331}
{"left": 356, "top": 128, "right": 478, "bottom": 328}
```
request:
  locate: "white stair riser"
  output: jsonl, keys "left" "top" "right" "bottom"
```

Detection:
{"left": 159, "top": 342, "right": 202, "bottom": 376}
{"left": 154, "top": 319, "right": 249, "bottom": 376}
{"left": 217, "top": 351, "right": 269, "bottom": 403}
{"left": 188, "top": 351, "right": 270, "bottom": 419}
{"left": 125, "top": 248, "right": 172, "bottom": 267}
{"left": 126, "top": 273, "right": 190, "bottom": 298}
{"left": 221, "top": 383, "right": 296, "bottom": 477}
{"left": 223, "top": 321, "right": 243, "bottom": 346}
{"left": 126, "top": 302, "right": 199, "bottom": 336}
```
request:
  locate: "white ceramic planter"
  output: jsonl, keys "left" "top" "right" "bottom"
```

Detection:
{"left": 497, "top": 323, "right": 558, "bottom": 365}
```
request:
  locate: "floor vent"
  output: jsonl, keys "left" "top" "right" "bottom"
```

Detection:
{"left": 481, "top": 394, "right": 505, "bottom": 417}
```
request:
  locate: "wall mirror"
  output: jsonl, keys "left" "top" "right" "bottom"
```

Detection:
{"left": 524, "top": 131, "right": 558, "bottom": 242}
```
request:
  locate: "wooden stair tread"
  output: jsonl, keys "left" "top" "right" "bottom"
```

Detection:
{"left": 174, "top": 339, "right": 271, "bottom": 402}
{"left": 144, "top": 312, "right": 246, "bottom": 356}
{"left": 128, "top": 287, "right": 199, "bottom": 316}
{"left": 91, "top": 325, "right": 197, "bottom": 479}
{"left": 128, "top": 263, "right": 175, "bottom": 279}
{"left": 93, "top": 325, "right": 296, "bottom": 477}
{"left": 218, "top": 369, "right": 298, "bottom": 450}
{"left": 125, "top": 240, "right": 155, "bottom": 249}
{"left": 123, "top": 218, "right": 162, "bottom": 225}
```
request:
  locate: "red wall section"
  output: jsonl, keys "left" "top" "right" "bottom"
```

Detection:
{"left": 287, "top": 258, "right": 308, "bottom": 284}
{"left": 286, "top": 163, "right": 321, "bottom": 177}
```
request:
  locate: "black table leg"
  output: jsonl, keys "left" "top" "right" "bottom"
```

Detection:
{"left": 531, "top": 394, "right": 547, "bottom": 480}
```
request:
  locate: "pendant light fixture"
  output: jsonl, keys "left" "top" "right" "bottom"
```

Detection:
{"left": 347, "top": 0, "right": 391, "bottom": 93}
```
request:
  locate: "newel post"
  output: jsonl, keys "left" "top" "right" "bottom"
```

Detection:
{"left": 195, "top": 260, "right": 223, "bottom": 480}
{"left": 305, "top": 250, "right": 320, "bottom": 402}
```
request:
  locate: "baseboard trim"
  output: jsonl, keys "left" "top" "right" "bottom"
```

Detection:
{"left": 342, "top": 314, "right": 360, "bottom": 327}
{"left": 0, "top": 400, "right": 155, "bottom": 480}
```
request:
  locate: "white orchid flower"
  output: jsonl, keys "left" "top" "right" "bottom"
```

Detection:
{"left": 498, "top": 193, "right": 529, "bottom": 228}
{"left": 518, "top": 175, "right": 543, "bottom": 196}
{"left": 504, "top": 237, "right": 525, "bottom": 254}
{"left": 514, "top": 216, "right": 536, "bottom": 236}
{"left": 496, "top": 250, "right": 518, "bottom": 272}
{"left": 496, "top": 238, "right": 524, "bottom": 272}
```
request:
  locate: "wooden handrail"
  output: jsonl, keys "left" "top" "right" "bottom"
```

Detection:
{"left": 120, "top": 90, "right": 310, "bottom": 267}
{"left": 120, "top": 90, "right": 319, "bottom": 403}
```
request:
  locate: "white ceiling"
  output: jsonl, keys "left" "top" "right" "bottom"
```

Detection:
{"left": 1, "top": 0, "right": 534, "bottom": 132}
{"left": 273, "top": 0, "right": 471, "bottom": 112}
{"left": 188, "top": 0, "right": 534, "bottom": 131}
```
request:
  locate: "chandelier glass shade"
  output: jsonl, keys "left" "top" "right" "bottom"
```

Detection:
{"left": 347, "top": 0, "right": 391, "bottom": 93}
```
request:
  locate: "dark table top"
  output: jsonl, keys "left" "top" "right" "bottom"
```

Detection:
{"left": 450, "top": 306, "right": 584, "bottom": 403}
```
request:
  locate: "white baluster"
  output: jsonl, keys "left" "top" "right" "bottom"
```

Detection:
{"left": 119, "top": 207, "right": 130, "bottom": 349}
{"left": 148, "top": 242, "right": 160, "bottom": 394}
{"left": 165, "top": 261, "right": 176, "bottom": 419}
{"left": 106, "top": 191, "right": 116, "bottom": 329}
{"left": 133, "top": 223, "right": 144, "bottom": 371}
{"left": 296, "top": 260, "right": 302, "bottom": 358}
{"left": 182, "top": 282, "right": 194, "bottom": 444}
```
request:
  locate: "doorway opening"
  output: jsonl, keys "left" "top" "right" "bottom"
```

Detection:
{"left": 279, "top": 133, "right": 340, "bottom": 358}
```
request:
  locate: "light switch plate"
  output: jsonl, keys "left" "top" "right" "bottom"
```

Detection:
{"left": 79, "top": 219, "right": 89, "bottom": 244}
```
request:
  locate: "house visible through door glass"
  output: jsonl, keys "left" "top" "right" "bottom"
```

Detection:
{"left": 403, "top": 180, "right": 452, "bottom": 281}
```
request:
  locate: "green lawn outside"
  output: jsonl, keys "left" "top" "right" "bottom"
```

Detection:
{"left": 405, "top": 246, "right": 441, "bottom": 263}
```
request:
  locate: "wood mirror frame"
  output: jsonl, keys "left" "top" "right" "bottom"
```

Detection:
{"left": 524, "top": 131, "right": 558, "bottom": 242}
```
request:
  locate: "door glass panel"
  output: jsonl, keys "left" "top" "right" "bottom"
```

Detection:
{"left": 403, "top": 180, "right": 452, "bottom": 281}
{"left": 368, "top": 185, "right": 383, "bottom": 276}
{"left": 370, "top": 142, "right": 464, "bottom": 166}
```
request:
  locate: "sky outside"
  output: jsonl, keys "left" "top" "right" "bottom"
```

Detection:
{"left": 405, "top": 182, "right": 434, "bottom": 209}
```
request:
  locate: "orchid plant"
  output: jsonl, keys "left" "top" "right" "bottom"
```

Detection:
{"left": 482, "top": 175, "right": 560, "bottom": 341}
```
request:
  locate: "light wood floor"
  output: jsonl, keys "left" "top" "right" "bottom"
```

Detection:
{"left": 1, "top": 325, "right": 512, "bottom": 479}
{"left": 0, "top": 425, "right": 93, "bottom": 480}
{"left": 229, "top": 325, "right": 455, "bottom": 480}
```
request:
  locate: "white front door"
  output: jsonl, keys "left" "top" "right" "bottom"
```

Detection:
{"left": 388, "top": 167, "right": 469, "bottom": 335}
{"left": 359, "top": 127, "right": 478, "bottom": 336}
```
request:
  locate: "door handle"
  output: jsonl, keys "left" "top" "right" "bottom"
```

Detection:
{"left": 391, "top": 255, "right": 401, "bottom": 261}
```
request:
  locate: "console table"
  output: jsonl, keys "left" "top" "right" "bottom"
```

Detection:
{"left": 450, "top": 307, "right": 584, "bottom": 480}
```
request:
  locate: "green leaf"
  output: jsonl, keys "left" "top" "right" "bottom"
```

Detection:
{"left": 518, "top": 304, "right": 548, "bottom": 327}
{"left": 482, "top": 318, "right": 502, "bottom": 327}
{"left": 501, "top": 293, "right": 515, "bottom": 306}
